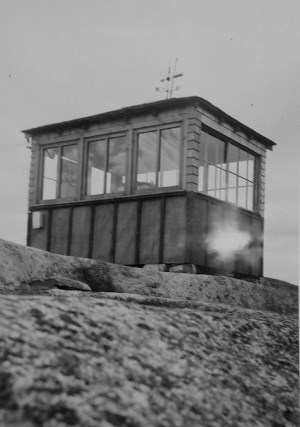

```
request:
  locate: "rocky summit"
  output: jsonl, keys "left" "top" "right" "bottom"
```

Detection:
{"left": 0, "top": 239, "right": 298, "bottom": 427}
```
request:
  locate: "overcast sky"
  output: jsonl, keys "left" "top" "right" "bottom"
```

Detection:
{"left": 0, "top": 0, "right": 299, "bottom": 284}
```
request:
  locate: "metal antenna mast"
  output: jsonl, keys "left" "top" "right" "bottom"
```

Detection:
{"left": 155, "top": 58, "right": 183, "bottom": 99}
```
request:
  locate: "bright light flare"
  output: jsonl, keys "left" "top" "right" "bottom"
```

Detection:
{"left": 206, "top": 227, "right": 251, "bottom": 260}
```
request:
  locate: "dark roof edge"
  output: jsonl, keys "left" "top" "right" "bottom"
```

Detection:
{"left": 22, "top": 96, "right": 276, "bottom": 149}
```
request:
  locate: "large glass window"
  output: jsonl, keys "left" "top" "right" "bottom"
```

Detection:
{"left": 198, "top": 131, "right": 256, "bottom": 211}
{"left": 42, "top": 147, "right": 59, "bottom": 200}
{"left": 198, "top": 133, "right": 227, "bottom": 202}
{"left": 60, "top": 145, "right": 78, "bottom": 198}
{"left": 42, "top": 144, "right": 78, "bottom": 200}
{"left": 86, "top": 135, "right": 127, "bottom": 196}
{"left": 136, "top": 126, "right": 180, "bottom": 190}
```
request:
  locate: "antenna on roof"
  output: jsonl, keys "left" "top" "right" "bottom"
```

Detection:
{"left": 155, "top": 58, "right": 183, "bottom": 99}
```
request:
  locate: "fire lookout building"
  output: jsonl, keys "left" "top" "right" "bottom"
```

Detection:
{"left": 23, "top": 97, "right": 275, "bottom": 277}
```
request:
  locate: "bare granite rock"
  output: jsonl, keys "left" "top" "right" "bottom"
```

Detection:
{"left": 0, "top": 239, "right": 298, "bottom": 426}
{"left": 0, "top": 294, "right": 298, "bottom": 427}
{"left": 30, "top": 276, "right": 92, "bottom": 292}
{"left": 0, "top": 239, "right": 297, "bottom": 314}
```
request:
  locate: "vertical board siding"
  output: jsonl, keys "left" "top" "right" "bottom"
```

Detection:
{"left": 50, "top": 208, "right": 70, "bottom": 255}
{"left": 28, "top": 192, "right": 264, "bottom": 276}
{"left": 70, "top": 206, "right": 91, "bottom": 258}
{"left": 187, "top": 195, "right": 207, "bottom": 265}
{"left": 235, "top": 212, "right": 252, "bottom": 275}
{"left": 163, "top": 196, "right": 186, "bottom": 263}
{"left": 140, "top": 199, "right": 161, "bottom": 264}
{"left": 30, "top": 210, "right": 49, "bottom": 251}
{"left": 206, "top": 201, "right": 223, "bottom": 269}
{"left": 221, "top": 205, "right": 239, "bottom": 273}
{"left": 92, "top": 204, "right": 114, "bottom": 262}
{"left": 250, "top": 216, "right": 263, "bottom": 276}
{"left": 115, "top": 202, "right": 138, "bottom": 265}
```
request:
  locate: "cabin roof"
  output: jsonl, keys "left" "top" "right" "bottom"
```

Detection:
{"left": 22, "top": 96, "right": 276, "bottom": 149}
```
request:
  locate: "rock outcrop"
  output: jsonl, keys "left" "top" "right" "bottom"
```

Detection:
{"left": 0, "top": 239, "right": 298, "bottom": 426}
{"left": 0, "top": 239, "right": 297, "bottom": 314}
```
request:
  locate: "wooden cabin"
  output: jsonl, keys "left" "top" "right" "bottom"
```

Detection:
{"left": 23, "top": 96, "right": 275, "bottom": 277}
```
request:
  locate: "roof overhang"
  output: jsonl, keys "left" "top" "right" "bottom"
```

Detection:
{"left": 22, "top": 96, "right": 276, "bottom": 150}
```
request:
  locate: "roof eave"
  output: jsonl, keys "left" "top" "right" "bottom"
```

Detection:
{"left": 22, "top": 96, "right": 276, "bottom": 150}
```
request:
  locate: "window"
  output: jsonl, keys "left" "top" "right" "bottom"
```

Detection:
{"left": 198, "top": 131, "right": 256, "bottom": 210}
{"left": 42, "top": 144, "right": 78, "bottom": 200}
{"left": 86, "top": 135, "right": 127, "bottom": 196}
{"left": 136, "top": 126, "right": 180, "bottom": 190}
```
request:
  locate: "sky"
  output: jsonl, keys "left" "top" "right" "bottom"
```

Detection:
{"left": 0, "top": 0, "right": 299, "bottom": 285}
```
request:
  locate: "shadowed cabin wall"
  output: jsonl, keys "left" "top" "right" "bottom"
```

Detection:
{"left": 29, "top": 192, "right": 263, "bottom": 276}
{"left": 29, "top": 194, "right": 188, "bottom": 266}
{"left": 27, "top": 101, "right": 267, "bottom": 276}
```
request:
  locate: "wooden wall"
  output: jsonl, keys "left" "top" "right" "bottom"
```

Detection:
{"left": 29, "top": 191, "right": 263, "bottom": 276}
{"left": 186, "top": 193, "right": 263, "bottom": 276}
{"left": 29, "top": 193, "right": 187, "bottom": 266}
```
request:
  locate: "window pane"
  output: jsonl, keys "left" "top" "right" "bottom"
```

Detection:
{"left": 87, "top": 140, "right": 106, "bottom": 195}
{"left": 239, "top": 149, "right": 248, "bottom": 179}
{"left": 107, "top": 136, "right": 126, "bottom": 194}
{"left": 42, "top": 147, "right": 59, "bottom": 200}
{"left": 137, "top": 131, "right": 157, "bottom": 190}
{"left": 215, "top": 168, "right": 226, "bottom": 201}
{"left": 208, "top": 164, "right": 216, "bottom": 190}
{"left": 159, "top": 127, "right": 180, "bottom": 187}
{"left": 60, "top": 145, "right": 78, "bottom": 198}
{"left": 227, "top": 144, "right": 239, "bottom": 174}
{"left": 216, "top": 168, "right": 226, "bottom": 189}
{"left": 237, "top": 177, "right": 247, "bottom": 208}
{"left": 220, "top": 169, "right": 226, "bottom": 189}
{"left": 198, "top": 137, "right": 256, "bottom": 210}
{"left": 217, "top": 140, "right": 226, "bottom": 168}
{"left": 216, "top": 167, "right": 221, "bottom": 190}
{"left": 202, "top": 132, "right": 225, "bottom": 167}
{"left": 248, "top": 154, "right": 255, "bottom": 182}
{"left": 228, "top": 172, "right": 237, "bottom": 203}
{"left": 228, "top": 172, "right": 237, "bottom": 188}
{"left": 220, "top": 189, "right": 226, "bottom": 201}
{"left": 247, "top": 184, "right": 254, "bottom": 210}
{"left": 228, "top": 188, "right": 236, "bottom": 203}
{"left": 198, "top": 160, "right": 205, "bottom": 192}
{"left": 206, "top": 135, "right": 218, "bottom": 165}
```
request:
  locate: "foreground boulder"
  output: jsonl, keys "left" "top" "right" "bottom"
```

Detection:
{"left": 0, "top": 239, "right": 297, "bottom": 314}
{"left": 0, "top": 294, "right": 298, "bottom": 427}
{"left": 0, "top": 239, "right": 298, "bottom": 426}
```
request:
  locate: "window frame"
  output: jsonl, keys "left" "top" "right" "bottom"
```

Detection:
{"left": 133, "top": 122, "right": 183, "bottom": 195}
{"left": 39, "top": 140, "right": 80, "bottom": 203}
{"left": 83, "top": 132, "right": 129, "bottom": 200}
{"left": 198, "top": 127, "right": 259, "bottom": 212}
